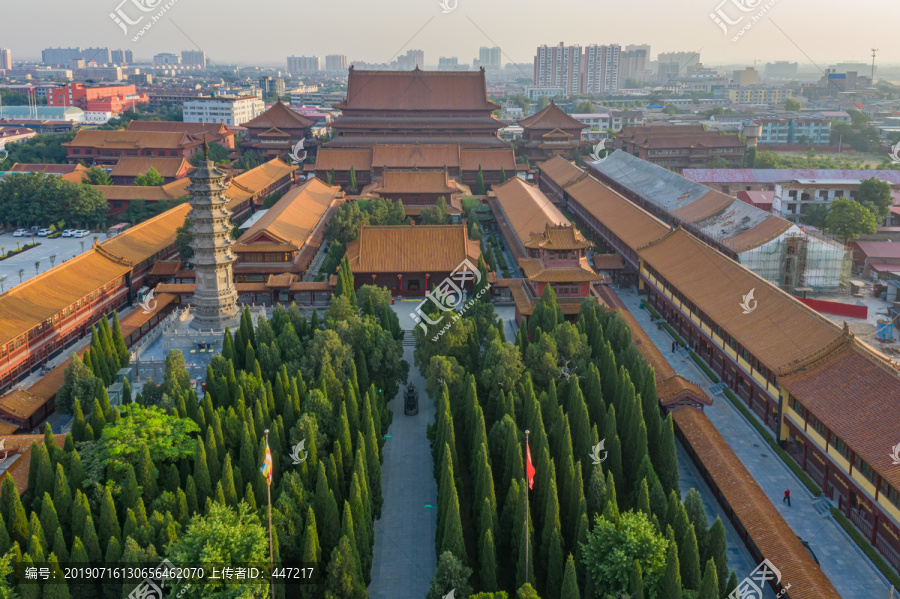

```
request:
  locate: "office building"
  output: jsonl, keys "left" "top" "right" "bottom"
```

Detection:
{"left": 110, "top": 49, "right": 134, "bottom": 64}
{"left": 153, "top": 53, "right": 181, "bottom": 65}
{"left": 479, "top": 46, "right": 501, "bottom": 71}
{"left": 754, "top": 117, "right": 832, "bottom": 146}
{"left": 46, "top": 83, "right": 148, "bottom": 116}
{"left": 41, "top": 47, "right": 85, "bottom": 65}
{"left": 287, "top": 56, "right": 320, "bottom": 75}
{"left": 397, "top": 50, "right": 424, "bottom": 70}
{"left": 325, "top": 55, "right": 348, "bottom": 74}
{"left": 765, "top": 61, "right": 798, "bottom": 79}
{"left": 182, "top": 95, "right": 266, "bottom": 126}
{"left": 258, "top": 76, "right": 285, "bottom": 98}
{"left": 181, "top": 50, "right": 206, "bottom": 68}
{"left": 438, "top": 57, "right": 466, "bottom": 71}
{"left": 583, "top": 44, "right": 620, "bottom": 94}
{"left": 733, "top": 67, "right": 759, "bottom": 86}
{"left": 0, "top": 49, "right": 11, "bottom": 71}
{"left": 726, "top": 87, "right": 792, "bottom": 105}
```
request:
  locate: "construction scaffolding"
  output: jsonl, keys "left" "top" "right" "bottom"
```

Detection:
{"left": 738, "top": 231, "right": 851, "bottom": 294}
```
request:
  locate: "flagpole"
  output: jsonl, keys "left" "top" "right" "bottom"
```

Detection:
{"left": 524, "top": 429, "right": 530, "bottom": 586}
{"left": 265, "top": 429, "right": 274, "bottom": 598}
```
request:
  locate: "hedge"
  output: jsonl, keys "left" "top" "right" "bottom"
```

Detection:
{"left": 830, "top": 507, "right": 900, "bottom": 589}
{"left": 722, "top": 388, "right": 822, "bottom": 497}
{"left": 688, "top": 351, "right": 719, "bottom": 383}
{"left": 0, "top": 242, "right": 39, "bottom": 261}
{"left": 642, "top": 301, "right": 661, "bottom": 319}
{"left": 660, "top": 322, "right": 686, "bottom": 347}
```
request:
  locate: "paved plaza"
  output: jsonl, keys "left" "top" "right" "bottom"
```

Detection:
{"left": 0, "top": 231, "right": 98, "bottom": 289}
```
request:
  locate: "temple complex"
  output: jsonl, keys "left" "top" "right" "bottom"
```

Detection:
{"left": 517, "top": 100, "right": 587, "bottom": 161}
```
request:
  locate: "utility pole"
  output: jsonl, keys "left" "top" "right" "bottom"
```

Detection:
{"left": 871, "top": 48, "right": 878, "bottom": 82}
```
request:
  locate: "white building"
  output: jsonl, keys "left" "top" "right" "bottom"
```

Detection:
{"left": 183, "top": 95, "right": 265, "bottom": 126}
{"left": 287, "top": 56, "right": 320, "bottom": 75}
{"left": 773, "top": 179, "right": 898, "bottom": 224}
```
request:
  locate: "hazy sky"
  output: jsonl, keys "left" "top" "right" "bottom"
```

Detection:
{"left": 2, "top": 0, "right": 898, "bottom": 69}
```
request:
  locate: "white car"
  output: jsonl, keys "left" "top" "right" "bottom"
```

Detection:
{"left": 37, "top": 228, "right": 51, "bottom": 237}
{"left": 13, "top": 229, "right": 27, "bottom": 237}
{"left": 74, "top": 230, "right": 90, "bottom": 238}
{"left": 61, "top": 229, "right": 75, "bottom": 237}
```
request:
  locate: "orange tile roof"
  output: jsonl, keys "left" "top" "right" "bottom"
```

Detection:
{"left": 0, "top": 389, "right": 44, "bottom": 421}
{"left": 290, "top": 281, "right": 333, "bottom": 292}
{"left": 232, "top": 243, "right": 297, "bottom": 253}
{"left": 518, "top": 101, "right": 589, "bottom": 131}
{"left": 0, "top": 249, "right": 132, "bottom": 348}
{"left": 492, "top": 178, "right": 572, "bottom": 246}
{"left": 237, "top": 178, "right": 341, "bottom": 250}
{"left": 372, "top": 145, "right": 460, "bottom": 169}
{"left": 126, "top": 120, "right": 233, "bottom": 139}
{"left": 117, "top": 292, "right": 176, "bottom": 336}
{"left": 96, "top": 178, "right": 192, "bottom": 202}
{"left": 525, "top": 226, "right": 592, "bottom": 251}
{"left": 155, "top": 283, "right": 195, "bottom": 294}
{"left": 64, "top": 129, "right": 190, "bottom": 150}
{"left": 345, "top": 224, "right": 479, "bottom": 274}
{"left": 380, "top": 170, "right": 459, "bottom": 195}
{"left": 722, "top": 215, "right": 793, "bottom": 253}
{"left": 60, "top": 170, "right": 90, "bottom": 184}
{"left": 27, "top": 346, "right": 88, "bottom": 403}
{"left": 563, "top": 175, "right": 671, "bottom": 250}
{"left": 266, "top": 274, "right": 299, "bottom": 288}
{"left": 639, "top": 229, "right": 842, "bottom": 371}
{"left": 315, "top": 148, "right": 373, "bottom": 171}
{"left": 0, "top": 422, "right": 17, "bottom": 436}
{"left": 110, "top": 156, "right": 190, "bottom": 179}
{"left": 8, "top": 163, "right": 86, "bottom": 175}
{"left": 592, "top": 254, "right": 626, "bottom": 270}
{"left": 335, "top": 68, "right": 499, "bottom": 112}
{"left": 673, "top": 408, "right": 841, "bottom": 599}
{"left": 537, "top": 156, "right": 588, "bottom": 188}
{"left": 460, "top": 148, "right": 516, "bottom": 172}
{"left": 779, "top": 336, "right": 900, "bottom": 489}
{"left": 671, "top": 190, "right": 735, "bottom": 223}
{"left": 518, "top": 258, "right": 601, "bottom": 282}
{"left": 0, "top": 434, "right": 66, "bottom": 496}
{"left": 242, "top": 101, "right": 316, "bottom": 130}
{"left": 147, "top": 261, "right": 181, "bottom": 276}
{"left": 228, "top": 158, "right": 297, "bottom": 206}
{"left": 100, "top": 203, "right": 191, "bottom": 265}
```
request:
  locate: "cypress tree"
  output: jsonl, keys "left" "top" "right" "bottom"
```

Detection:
{"left": 193, "top": 440, "right": 211, "bottom": 506}
{"left": 684, "top": 488, "right": 708, "bottom": 558}
{"left": 81, "top": 515, "right": 101, "bottom": 562}
{"left": 479, "top": 527, "right": 498, "bottom": 591}
{"left": 475, "top": 164, "right": 485, "bottom": 195}
{"left": 105, "top": 534, "right": 122, "bottom": 565}
{"left": 0, "top": 515, "right": 9, "bottom": 556}
{"left": 52, "top": 527, "right": 68, "bottom": 562}
{"left": 221, "top": 453, "right": 238, "bottom": 507}
{"left": 585, "top": 465, "right": 607, "bottom": 523}
{"left": 628, "top": 559, "right": 645, "bottom": 599}
{"left": 546, "top": 527, "right": 565, "bottom": 599}
{"left": 72, "top": 399, "right": 86, "bottom": 442}
{"left": 174, "top": 488, "right": 188, "bottom": 526}
{"left": 205, "top": 428, "right": 221, "bottom": 486}
{"left": 89, "top": 398, "right": 106, "bottom": 438}
{"left": 136, "top": 442, "right": 158, "bottom": 503}
{"left": 657, "top": 414, "right": 679, "bottom": 495}
{"left": 8, "top": 488, "right": 28, "bottom": 548}
{"left": 636, "top": 478, "right": 652, "bottom": 518}
{"left": 185, "top": 476, "right": 198, "bottom": 515}
{"left": 658, "top": 526, "right": 682, "bottom": 599}
{"left": 561, "top": 553, "right": 580, "bottom": 599}
{"left": 39, "top": 493, "right": 59, "bottom": 549}
{"left": 27, "top": 513, "right": 45, "bottom": 556}
{"left": 18, "top": 554, "right": 37, "bottom": 599}
{"left": 244, "top": 482, "right": 257, "bottom": 512}
{"left": 440, "top": 474, "right": 467, "bottom": 563}
{"left": 98, "top": 486, "right": 120, "bottom": 553}
{"left": 681, "top": 525, "right": 702, "bottom": 591}
{"left": 25, "top": 442, "right": 41, "bottom": 508}
{"left": 699, "top": 558, "right": 719, "bottom": 599}
{"left": 724, "top": 571, "right": 738, "bottom": 599}
{"left": 314, "top": 463, "right": 340, "bottom": 559}
{"left": 705, "top": 517, "right": 728, "bottom": 593}
{"left": 566, "top": 382, "right": 592, "bottom": 474}
{"left": 603, "top": 404, "right": 623, "bottom": 504}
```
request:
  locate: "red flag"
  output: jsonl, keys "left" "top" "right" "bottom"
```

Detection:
{"left": 526, "top": 441, "right": 536, "bottom": 490}
{"left": 856, "top": 103, "right": 864, "bottom": 109}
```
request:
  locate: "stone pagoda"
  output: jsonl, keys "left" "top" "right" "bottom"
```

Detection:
{"left": 187, "top": 148, "right": 240, "bottom": 330}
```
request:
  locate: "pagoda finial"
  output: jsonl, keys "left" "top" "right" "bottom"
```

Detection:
{"left": 202, "top": 140, "right": 210, "bottom": 158}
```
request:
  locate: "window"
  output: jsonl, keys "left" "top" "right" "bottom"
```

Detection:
{"left": 832, "top": 437, "right": 850, "bottom": 461}
{"left": 788, "top": 395, "right": 807, "bottom": 420}
{"left": 853, "top": 455, "right": 877, "bottom": 484}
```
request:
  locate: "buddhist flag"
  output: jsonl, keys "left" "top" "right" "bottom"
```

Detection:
{"left": 260, "top": 441, "right": 273, "bottom": 485}
{"left": 855, "top": 103, "right": 864, "bottom": 109}
{"left": 526, "top": 441, "right": 535, "bottom": 490}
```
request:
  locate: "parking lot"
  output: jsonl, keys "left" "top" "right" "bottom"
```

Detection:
{"left": 0, "top": 231, "right": 101, "bottom": 291}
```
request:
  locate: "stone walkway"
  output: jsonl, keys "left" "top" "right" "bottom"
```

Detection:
{"left": 368, "top": 331, "right": 438, "bottom": 599}
{"left": 614, "top": 285, "right": 892, "bottom": 599}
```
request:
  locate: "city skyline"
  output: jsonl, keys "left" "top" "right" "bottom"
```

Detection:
{"left": 2, "top": 0, "right": 898, "bottom": 69}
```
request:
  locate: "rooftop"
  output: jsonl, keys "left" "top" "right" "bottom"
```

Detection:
{"left": 335, "top": 67, "right": 499, "bottom": 112}
{"left": 683, "top": 169, "right": 900, "bottom": 185}
{"left": 237, "top": 178, "right": 341, "bottom": 249}
{"left": 345, "top": 223, "right": 479, "bottom": 274}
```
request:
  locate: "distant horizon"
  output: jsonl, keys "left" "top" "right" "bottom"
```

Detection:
{"left": 1, "top": 0, "right": 897, "bottom": 72}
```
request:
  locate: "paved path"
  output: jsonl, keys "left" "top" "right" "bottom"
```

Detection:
{"left": 368, "top": 329, "right": 438, "bottom": 599}
{"left": 614, "top": 285, "right": 892, "bottom": 599}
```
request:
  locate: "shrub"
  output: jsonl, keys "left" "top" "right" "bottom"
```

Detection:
{"left": 660, "top": 322, "right": 685, "bottom": 346}
{"left": 830, "top": 507, "right": 900, "bottom": 589}
{"left": 688, "top": 351, "right": 719, "bottom": 383}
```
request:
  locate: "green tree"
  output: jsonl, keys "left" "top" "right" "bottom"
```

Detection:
{"left": 581, "top": 511, "right": 667, "bottom": 595}
{"left": 857, "top": 177, "right": 893, "bottom": 222}
{"left": 426, "top": 551, "right": 473, "bottom": 599}
{"left": 85, "top": 167, "right": 113, "bottom": 186}
{"left": 421, "top": 196, "right": 450, "bottom": 225}
{"left": 657, "top": 526, "right": 682, "bottom": 599}
{"left": 561, "top": 553, "right": 580, "bottom": 599}
{"left": 826, "top": 197, "right": 878, "bottom": 243}
{"left": 784, "top": 97, "right": 801, "bottom": 112}
{"left": 325, "top": 536, "right": 367, "bottom": 599}
{"left": 133, "top": 167, "right": 165, "bottom": 187}
{"left": 475, "top": 165, "right": 486, "bottom": 195}
{"left": 699, "top": 558, "right": 719, "bottom": 599}
{"left": 348, "top": 165, "right": 357, "bottom": 193}
{"left": 167, "top": 501, "right": 268, "bottom": 598}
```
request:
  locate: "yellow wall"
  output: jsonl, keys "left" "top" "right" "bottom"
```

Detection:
{"left": 783, "top": 403, "right": 805, "bottom": 430}
{"left": 851, "top": 469, "right": 877, "bottom": 497}
{"left": 737, "top": 356, "right": 751, "bottom": 371}
{"left": 827, "top": 446, "right": 851, "bottom": 472}
{"left": 806, "top": 426, "right": 827, "bottom": 451}
{"left": 878, "top": 498, "right": 900, "bottom": 526}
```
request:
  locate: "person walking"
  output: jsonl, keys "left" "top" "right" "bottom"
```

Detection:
{"left": 671, "top": 341, "right": 676, "bottom": 353}
{"left": 783, "top": 488, "right": 791, "bottom": 507}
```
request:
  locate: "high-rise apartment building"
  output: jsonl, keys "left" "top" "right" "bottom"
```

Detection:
{"left": 479, "top": 47, "right": 501, "bottom": 71}
{"left": 153, "top": 53, "right": 181, "bottom": 65}
{"left": 534, "top": 43, "right": 583, "bottom": 95}
{"left": 438, "top": 57, "right": 466, "bottom": 71}
{"left": 764, "top": 61, "right": 798, "bottom": 79}
{"left": 397, "top": 50, "right": 424, "bottom": 70}
{"left": 620, "top": 47, "right": 649, "bottom": 82}
{"left": 42, "top": 47, "right": 87, "bottom": 65}
{"left": 287, "top": 56, "right": 320, "bottom": 75}
{"left": 110, "top": 49, "right": 134, "bottom": 64}
{"left": 181, "top": 50, "right": 207, "bottom": 68}
{"left": 583, "top": 44, "right": 620, "bottom": 94}
{"left": 0, "top": 49, "right": 11, "bottom": 71}
{"left": 325, "top": 55, "right": 348, "bottom": 74}
{"left": 259, "top": 76, "right": 285, "bottom": 98}
{"left": 84, "top": 47, "right": 111, "bottom": 64}
{"left": 657, "top": 51, "right": 700, "bottom": 81}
